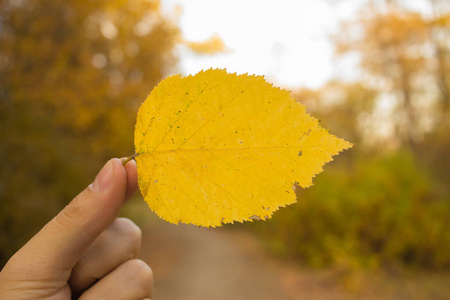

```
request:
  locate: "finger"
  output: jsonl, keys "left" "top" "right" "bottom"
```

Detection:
{"left": 123, "top": 158, "right": 138, "bottom": 202}
{"left": 79, "top": 259, "right": 153, "bottom": 300}
{"left": 8, "top": 158, "right": 130, "bottom": 279}
{"left": 69, "top": 218, "right": 142, "bottom": 296}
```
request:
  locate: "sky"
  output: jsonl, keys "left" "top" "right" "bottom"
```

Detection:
{"left": 160, "top": 0, "right": 363, "bottom": 89}
{"left": 160, "top": 0, "right": 433, "bottom": 89}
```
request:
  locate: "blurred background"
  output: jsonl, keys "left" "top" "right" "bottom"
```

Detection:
{"left": 1, "top": 0, "right": 449, "bottom": 299}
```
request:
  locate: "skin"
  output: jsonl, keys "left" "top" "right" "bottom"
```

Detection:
{"left": 0, "top": 158, "right": 153, "bottom": 299}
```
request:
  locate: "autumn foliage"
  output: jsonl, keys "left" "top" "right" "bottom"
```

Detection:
{"left": 1, "top": 0, "right": 450, "bottom": 272}
{"left": 0, "top": 0, "right": 179, "bottom": 265}
{"left": 248, "top": 2, "right": 450, "bottom": 270}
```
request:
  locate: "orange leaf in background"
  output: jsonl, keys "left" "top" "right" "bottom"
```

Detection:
{"left": 134, "top": 69, "right": 352, "bottom": 227}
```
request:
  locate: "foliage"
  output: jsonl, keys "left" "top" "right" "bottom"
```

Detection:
{"left": 334, "top": 2, "right": 450, "bottom": 146}
{"left": 134, "top": 69, "right": 351, "bottom": 227}
{"left": 247, "top": 1, "right": 450, "bottom": 270}
{"left": 249, "top": 149, "right": 450, "bottom": 269}
{"left": 1, "top": 0, "right": 449, "bottom": 273}
{"left": 183, "top": 34, "right": 228, "bottom": 55}
{"left": 0, "top": 0, "right": 179, "bottom": 266}
{"left": 292, "top": 81, "right": 378, "bottom": 146}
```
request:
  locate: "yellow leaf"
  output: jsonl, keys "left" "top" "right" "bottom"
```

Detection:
{"left": 134, "top": 69, "right": 352, "bottom": 227}
{"left": 184, "top": 34, "right": 228, "bottom": 55}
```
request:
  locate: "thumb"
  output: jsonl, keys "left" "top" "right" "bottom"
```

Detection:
{"left": 9, "top": 158, "right": 129, "bottom": 278}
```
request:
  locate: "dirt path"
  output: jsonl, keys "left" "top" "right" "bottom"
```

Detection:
{"left": 139, "top": 221, "right": 293, "bottom": 300}
{"left": 138, "top": 217, "right": 450, "bottom": 300}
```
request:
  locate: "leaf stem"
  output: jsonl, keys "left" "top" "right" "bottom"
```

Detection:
{"left": 122, "top": 153, "right": 139, "bottom": 165}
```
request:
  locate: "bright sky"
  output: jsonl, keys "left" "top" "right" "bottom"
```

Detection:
{"left": 161, "top": 0, "right": 433, "bottom": 89}
{"left": 160, "top": 0, "right": 365, "bottom": 89}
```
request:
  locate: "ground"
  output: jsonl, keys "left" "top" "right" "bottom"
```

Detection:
{"left": 125, "top": 202, "right": 450, "bottom": 300}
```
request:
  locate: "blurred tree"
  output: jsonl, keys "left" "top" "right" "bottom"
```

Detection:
{"left": 429, "top": 1, "right": 450, "bottom": 111}
{"left": 420, "top": 1, "right": 450, "bottom": 189}
{"left": 249, "top": 0, "right": 450, "bottom": 270}
{"left": 334, "top": 2, "right": 450, "bottom": 148}
{"left": 0, "top": 0, "right": 179, "bottom": 266}
{"left": 292, "top": 81, "right": 377, "bottom": 148}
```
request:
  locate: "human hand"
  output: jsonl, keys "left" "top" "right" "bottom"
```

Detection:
{"left": 0, "top": 158, "right": 153, "bottom": 299}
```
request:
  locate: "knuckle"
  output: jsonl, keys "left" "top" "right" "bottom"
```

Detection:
{"left": 55, "top": 196, "right": 85, "bottom": 228}
{"left": 112, "top": 218, "right": 142, "bottom": 256}
{"left": 115, "top": 218, "right": 142, "bottom": 242}
{"left": 129, "top": 259, "right": 153, "bottom": 286}
{"left": 127, "top": 259, "right": 153, "bottom": 297}
{"left": 54, "top": 188, "right": 96, "bottom": 229}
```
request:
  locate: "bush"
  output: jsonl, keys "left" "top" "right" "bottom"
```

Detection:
{"left": 248, "top": 149, "right": 450, "bottom": 270}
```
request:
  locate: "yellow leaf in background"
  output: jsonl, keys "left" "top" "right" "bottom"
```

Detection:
{"left": 184, "top": 34, "right": 228, "bottom": 55}
{"left": 134, "top": 69, "right": 352, "bottom": 227}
